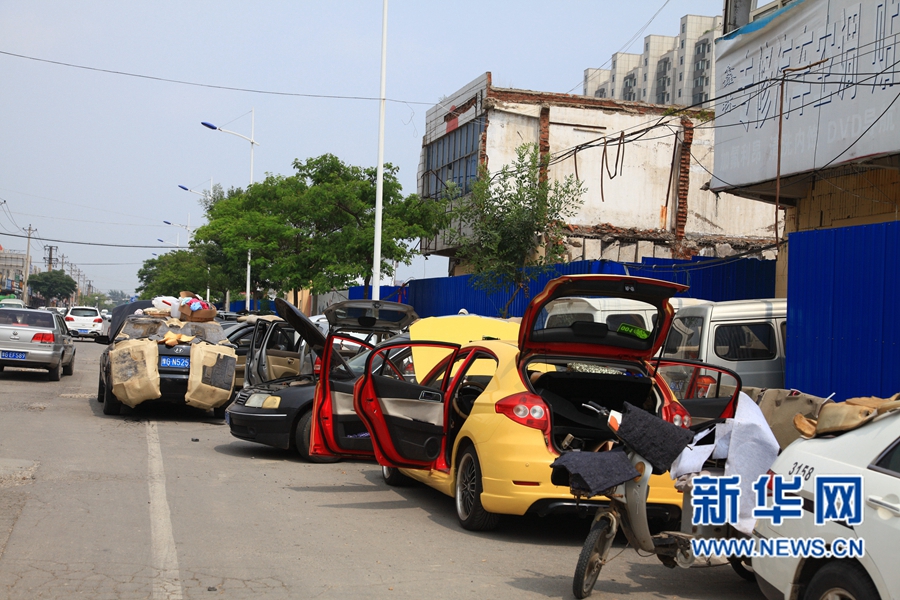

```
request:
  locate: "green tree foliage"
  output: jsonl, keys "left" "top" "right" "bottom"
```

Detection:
{"left": 136, "top": 250, "right": 214, "bottom": 300}
{"left": 448, "top": 143, "right": 586, "bottom": 317}
{"left": 194, "top": 154, "right": 449, "bottom": 295}
{"left": 27, "top": 270, "right": 78, "bottom": 300}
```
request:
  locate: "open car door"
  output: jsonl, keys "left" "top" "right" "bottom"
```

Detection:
{"left": 309, "top": 333, "right": 378, "bottom": 459}
{"left": 655, "top": 359, "right": 742, "bottom": 425}
{"left": 353, "top": 340, "right": 460, "bottom": 469}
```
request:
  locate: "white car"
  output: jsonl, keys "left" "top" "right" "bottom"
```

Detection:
{"left": 64, "top": 306, "right": 104, "bottom": 338}
{"left": 753, "top": 409, "right": 899, "bottom": 600}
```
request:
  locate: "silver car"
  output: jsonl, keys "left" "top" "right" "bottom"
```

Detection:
{"left": 0, "top": 307, "right": 76, "bottom": 380}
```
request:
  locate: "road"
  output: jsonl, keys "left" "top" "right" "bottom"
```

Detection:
{"left": 0, "top": 341, "right": 764, "bottom": 600}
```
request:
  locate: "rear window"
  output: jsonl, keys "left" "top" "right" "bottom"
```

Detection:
{"left": 714, "top": 323, "right": 777, "bottom": 361}
{"left": 663, "top": 316, "right": 703, "bottom": 359}
{"left": 119, "top": 317, "right": 225, "bottom": 343}
{"left": 0, "top": 309, "right": 55, "bottom": 328}
{"left": 69, "top": 308, "right": 99, "bottom": 317}
{"left": 532, "top": 296, "right": 660, "bottom": 353}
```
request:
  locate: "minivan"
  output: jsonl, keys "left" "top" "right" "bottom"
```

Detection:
{"left": 661, "top": 298, "right": 786, "bottom": 389}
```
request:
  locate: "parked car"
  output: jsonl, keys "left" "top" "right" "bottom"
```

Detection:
{"left": 312, "top": 275, "right": 741, "bottom": 531}
{"left": 96, "top": 301, "right": 240, "bottom": 416}
{"left": 225, "top": 299, "right": 414, "bottom": 461}
{"left": 753, "top": 408, "right": 900, "bottom": 600}
{"left": 661, "top": 298, "right": 786, "bottom": 389}
{"left": 65, "top": 306, "right": 104, "bottom": 338}
{"left": 0, "top": 307, "right": 76, "bottom": 380}
{"left": 0, "top": 298, "right": 26, "bottom": 308}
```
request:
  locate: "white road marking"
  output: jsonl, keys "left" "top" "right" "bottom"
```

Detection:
{"left": 146, "top": 420, "right": 184, "bottom": 600}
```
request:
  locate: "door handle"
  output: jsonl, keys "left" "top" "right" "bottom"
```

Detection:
{"left": 419, "top": 391, "right": 441, "bottom": 402}
{"left": 866, "top": 495, "right": 900, "bottom": 517}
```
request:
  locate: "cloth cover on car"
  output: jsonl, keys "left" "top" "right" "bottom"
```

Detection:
{"left": 792, "top": 393, "right": 900, "bottom": 438}
{"left": 757, "top": 388, "right": 832, "bottom": 449}
{"left": 550, "top": 447, "right": 639, "bottom": 497}
{"left": 615, "top": 402, "right": 694, "bottom": 474}
{"left": 185, "top": 341, "right": 237, "bottom": 410}
{"left": 109, "top": 338, "right": 161, "bottom": 407}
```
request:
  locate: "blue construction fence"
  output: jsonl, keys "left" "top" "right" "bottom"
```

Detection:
{"left": 786, "top": 221, "right": 900, "bottom": 401}
{"left": 348, "top": 256, "right": 776, "bottom": 319}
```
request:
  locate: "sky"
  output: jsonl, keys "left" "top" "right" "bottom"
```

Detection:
{"left": 0, "top": 0, "right": 724, "bottom": 296}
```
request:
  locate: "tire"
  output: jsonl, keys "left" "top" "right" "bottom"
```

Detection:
{"left": 102, "top": 380, "right": 123, "bottom": 416}
{"left": 48, "top": 363, "right": 61, "bottom": 382}
{"left": 573, "top": 520, "right": 612, "bottom": 599}
{"left": 97, "top": 377, "right": 105, "bottom": 403}
{"left": 63, "top": 356, "right": 75, "bottom": 376}
{"left": 728, "top": 556, "right": 755, "bottom": 582}
{"left": 294, "top": 411, "right": 339, "bottom": 463}
{"left": 382, "top": 465, "right": 411, "bottom": 487}
{"left": 455, "top": 447, "right": 499, "bottom": 531}
{"left": 804, "top": 561, "right": 878, "bottom": 600}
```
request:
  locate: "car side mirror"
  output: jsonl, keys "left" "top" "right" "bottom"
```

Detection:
{"left": 94, "top": 335, "right": 110, "bottom": 345}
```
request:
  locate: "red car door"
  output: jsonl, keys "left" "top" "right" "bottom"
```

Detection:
{"left": 353, "top": 340, "right": 460, "bottom": 469}
{"left": 309, "top": 334, "right": 377, "bottom": 459}
{"left": 655, "top": 359, "right": 742, "bottom": 423}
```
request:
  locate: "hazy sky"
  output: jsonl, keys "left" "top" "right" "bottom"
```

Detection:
{"left": 0, "top": 0, "right": 723, "bottom": 295}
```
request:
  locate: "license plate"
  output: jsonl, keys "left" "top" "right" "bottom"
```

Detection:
{"left": 1, "top": 351, "right": 26, "bottom": 360}
{"left": 78, "top": 329, "right": 89, "bottom": 334}
{"left": 224, "top": 412, "right": 231, "bottom": 425}
{"left": 160, "top": 356, "right": 190, "bottom": 369}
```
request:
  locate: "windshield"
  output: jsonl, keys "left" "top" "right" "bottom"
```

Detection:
{"left": 662, "top": 315, "right": 703, "bottom": 359}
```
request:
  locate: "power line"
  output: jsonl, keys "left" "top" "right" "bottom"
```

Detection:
{"left": 0, "top": 230, "right": 173, "bottom": 248}
{"left": 0, "top": 49, "right": 436, "bottom": 106}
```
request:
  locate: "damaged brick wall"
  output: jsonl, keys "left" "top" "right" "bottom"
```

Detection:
{"left": 673, "top": 117, "right": 694, "bottom": 259}
{"left": 539, "top": 105, "right": 550, "bottom": 183}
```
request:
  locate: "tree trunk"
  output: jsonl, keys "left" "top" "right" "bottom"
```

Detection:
{"left": 500, "top": 284, "right": 523, "bottom": 319}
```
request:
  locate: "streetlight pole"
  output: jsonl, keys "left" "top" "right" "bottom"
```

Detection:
{"left": 202, "top": 111, "right": 258, "bottom": 311}
{"left": 371, "top": 0, "right": 388, "bottom": 301}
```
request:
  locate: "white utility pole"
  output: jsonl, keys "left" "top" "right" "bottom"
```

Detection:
{"left": 22, "top": 225, "right": 35, "bottom": 306}
{"left": 371, "top": 0, "right": 388, "bottom": 301}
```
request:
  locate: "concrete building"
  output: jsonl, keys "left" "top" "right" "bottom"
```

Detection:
{"left": 419, "top": 73, "right": 779, "bottom": 275}
{"left": 584, "top": 14, "right": 722, "bottom": 108}
{"left": 0, "top": 248, "right": 28, "bottom": 296}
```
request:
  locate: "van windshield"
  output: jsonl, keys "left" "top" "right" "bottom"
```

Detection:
{"left": 663, "top": 316, "right": 703, "bottom": 359}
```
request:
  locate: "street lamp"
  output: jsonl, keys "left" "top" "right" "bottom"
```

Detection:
{"left": 202, "top": 110, "right": 258, "bottom": 311}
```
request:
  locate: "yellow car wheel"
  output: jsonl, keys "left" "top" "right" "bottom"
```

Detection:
{"left": 455, "top": 447, "right": 499, "bottom": 531}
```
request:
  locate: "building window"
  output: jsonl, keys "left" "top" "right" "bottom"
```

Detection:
{"left": 612, "top": 75, "right": 615, "bottom": 82}
{"left": 681, "top": 39, "right": 685, "bottom": 49}
{"left": 678, "top": 89, "right": 682, "bottom": 97}
{"left": 679, "top": 72, "right": 683, "bottom": 81}
{"left": 612, "top": 60, "right": 616, "bottom": 69}
{"left": 423, "top": 119, "right": 483, "bottom": 200}
{"left": 644, "top": 57, "right": 648, "bottom": 66}
{"left": 643, "top": 73, "right": 647, "bottom": 81}
{"left": 643, "top": 89, "right": 646, "bottom": 97}
{"left": 681, "top": 23, "right": 686, "bottom": 33}
{"left": 645, "top": 42, "right": 649, "bottom": 50}
{"left": 679, "top": 56, "right": 684, "bottom": 65}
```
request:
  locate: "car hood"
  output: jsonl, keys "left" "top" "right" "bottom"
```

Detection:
{"left": 274, "top": 298, "right": 329, "bottom": 357}
{"left": 519, "top": 275, "right": 688, "bottom": 362}
{"left": 323, "top": 300, "right": 418, "bottom": 335}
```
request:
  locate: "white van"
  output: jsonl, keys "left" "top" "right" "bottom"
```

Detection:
{"left": 661, "top": 298, "right": 787, "bottom": 389}
{"left": 544, "top": 296, "right": 708, "bottom": 333}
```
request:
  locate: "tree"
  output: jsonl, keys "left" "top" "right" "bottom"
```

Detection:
{"left": 194, "top": 154, "right": 450, "bottom": 296}
{"left": 448, "top": 143, "right": 586, "bottom": 317}
{"left": 136, "top": 250, "right": 216, "bottom": 301}
{"left": 27, "top": 270, "right": 78, "bottom": 301}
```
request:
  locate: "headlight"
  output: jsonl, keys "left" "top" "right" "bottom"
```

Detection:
{"left": 244, "top": 394, "right": 281, "bottom": 409}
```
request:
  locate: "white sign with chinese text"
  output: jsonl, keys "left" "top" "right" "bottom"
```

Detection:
{"left": 712, "top": 0, "right": 900, "bottom": 190}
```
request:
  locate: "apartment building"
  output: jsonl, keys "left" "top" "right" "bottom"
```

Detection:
{"left": 584, "top": 14, "right": 722, "bottom": 108}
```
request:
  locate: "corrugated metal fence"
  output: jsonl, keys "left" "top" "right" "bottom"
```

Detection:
{"left": 346, "top": 256, "right": 775, "bottom": 318}
{"left": 787, "top": 222, "right": 900, "bottom": 400}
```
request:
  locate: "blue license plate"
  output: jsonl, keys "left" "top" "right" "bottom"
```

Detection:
{"left": 78, "top": 329, "right": 89, "bottom": 334}
{"left": 1, "top": 351, "right": 26, "bottom": 360}
{"left": 160, "top": 356, "right": 190, "bottom": 369}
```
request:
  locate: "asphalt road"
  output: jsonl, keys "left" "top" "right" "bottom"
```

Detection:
{"left": 0, "top": 341, "right": 765, "bottom": 600}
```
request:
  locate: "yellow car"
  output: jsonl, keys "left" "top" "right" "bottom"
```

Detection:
{"left": 311, "top": 275, "right": 740, "bottom": 531}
